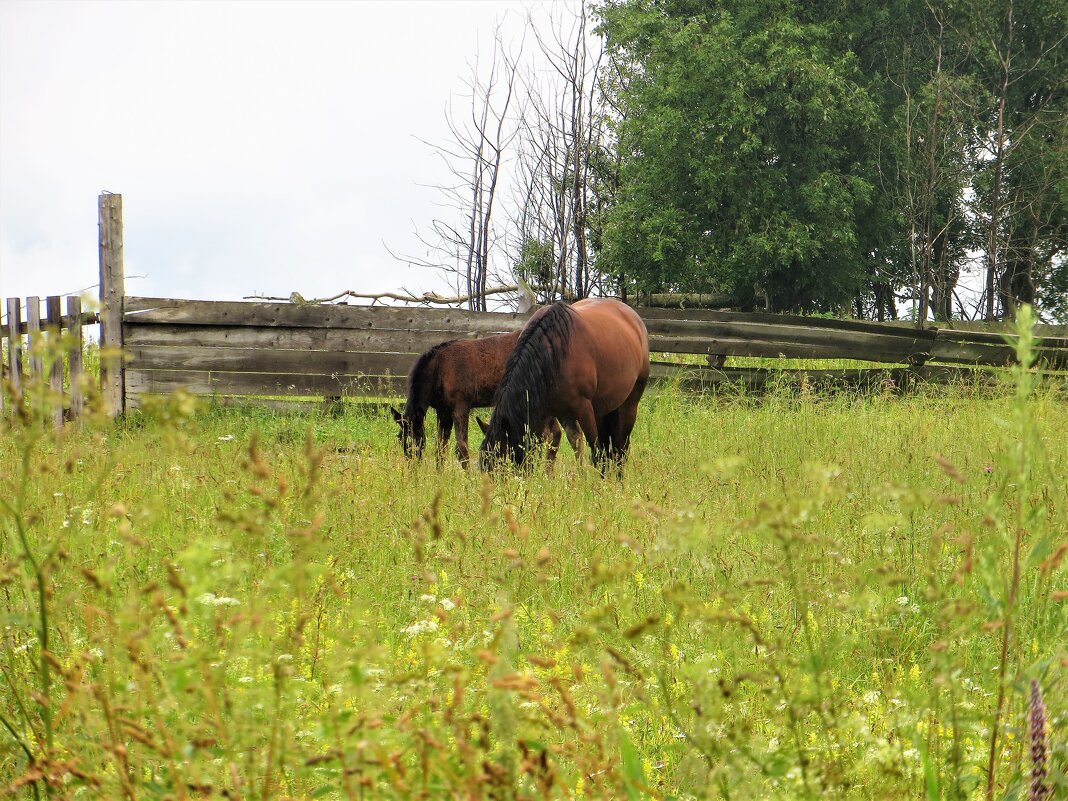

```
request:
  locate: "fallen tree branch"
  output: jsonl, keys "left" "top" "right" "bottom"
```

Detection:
{"left": 243, "top": 285, "right": 526, "bottom": 307}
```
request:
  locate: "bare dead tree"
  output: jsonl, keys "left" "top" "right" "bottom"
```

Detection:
{"left": 407, "top": 24, "right": 525, "bottom": 311}
{"left": 510, "top": 0, "right": 610, "bottom": 303}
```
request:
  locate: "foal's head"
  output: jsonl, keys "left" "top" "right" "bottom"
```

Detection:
{"left": 390, "top": 406, "right": 426, "bottom": 459}
{"left": 477, "top": 415, "right": 534, "bottom": 470}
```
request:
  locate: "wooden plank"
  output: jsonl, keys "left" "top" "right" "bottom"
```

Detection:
{"left": 123, "top": 322, "right": 482, "bottom": 355}
{"left": 646, "top": 334, "right": 926, "bottom": 363}
{"left": 99, "top": 193, "right": 125, "bottom": 417}
{"left": 126, "top": 368, "right": 406, "bottom": 399}
{"left": 649, "top": 362, "right": 997, "bottom": 392}
{"left": 637, "top": 306, "right": 941, "bottom": 338}
{"left": 67, "top": 296, "right": 84, "bottom": 420}
{"left": 4, "top": 298, "right": 21, "bottom": 405}
{"left": 643, "top": 318, "right": 933, "bottom": 363}
{"left": 931, "top": 330, "right": 1068, "bottom": 368}
{"left": 123, "top": 296, "right": 531, "bottom": 333}
{"left": 25, "top": 297, "right": 43, "bottom": 379}
{"left": 45, "top": 296, "right": 64, "bottom": 429}
{"left": 0, "top": 311, "right": 99, "bottom": 338}
{"left": 126, "top": 344, "right": 418, "bottom": 377}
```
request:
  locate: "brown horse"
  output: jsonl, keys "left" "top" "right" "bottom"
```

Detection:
{"left": 478, "top": 298, "right": 650, "bottom": 474}
{"left": 390, "top": 331, "right": 580, "bottom": 466}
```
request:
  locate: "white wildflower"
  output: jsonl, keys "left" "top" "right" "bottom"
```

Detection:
{"left": 402, "top": 619, "right": 439, "bottom": 637}
{"left": 197, "top": 592, "right": 241, "bottom": 607}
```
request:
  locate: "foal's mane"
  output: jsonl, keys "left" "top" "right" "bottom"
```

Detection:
{"left": 488, "top": 303, "right": 574, "bottom": 437}
{"left": 404, "top": 339, "right": 455, "bottom": 416}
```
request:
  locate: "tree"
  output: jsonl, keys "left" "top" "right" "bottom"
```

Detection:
{"left": 511, "top": 0, "right": 612, "bottom": 302}
{"left": 597, "top": 0, "right": 880, "bottom": 312}
{"left": 411, "top": 25, "right": 524, "bottom": 311}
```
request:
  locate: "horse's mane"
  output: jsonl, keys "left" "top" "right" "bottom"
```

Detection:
{"left": 404, "top": 339, "right": 455, "bottom": 417}
{"left": 488, "top": 303, "right": 574, "bottom": 439}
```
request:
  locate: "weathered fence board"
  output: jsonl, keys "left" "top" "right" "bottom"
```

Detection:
{"left": 123, "top": 322, "right": 499, "bottom": 355}
{"left": 649, "top": 362, "right": 998, "bottom": 393}
{"left": 126, "top": 368, "right": 406, "bottom": 403}
{"left": 125, "top": 296, "right": 528, "bottom": 334}
{"left": 45, "top": 296, "right": 64, "bottom": 429}
{"left": 127, "top": 344, "right": 417, "bottom": 376}
{"left": 67, "top": 296, "right": 85, "bottom": 419}
{"left": 4, "top": 298, "right": 22, "bottom": 404}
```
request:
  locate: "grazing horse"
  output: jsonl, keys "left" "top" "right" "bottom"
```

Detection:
{"left": 478, "top": 298, "right": 650, "bottom": 474}
{"left": 390, "top": 331, "right": 579, "bottom": 466}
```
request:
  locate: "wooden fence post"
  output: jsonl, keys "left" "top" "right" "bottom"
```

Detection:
{"left": 99, "top": 193, "right": 125, "bottom": 417}
{"left": 26, "top": 297, "right": 42, "bottom": 379}
{"left": 46, "top": 295, "right": 64, "bottom": 428}
{"left": 4, "top": 298, "right": 21, "bottom": 408}
{"left": 67, "top": 296, "right": 84, "bottom": 420}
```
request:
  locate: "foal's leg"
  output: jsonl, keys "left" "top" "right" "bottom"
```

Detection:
{"left": 435, "top": 408, "right": 452, "bottom": 464}
{"left": 453, "top": 405, "right": 472, "bottom": 467}
{"left": 543, "top": 418, "right": 564, "bottom": 463}
{"left": 560, "top": 418, "right": 583, "bottom": 458}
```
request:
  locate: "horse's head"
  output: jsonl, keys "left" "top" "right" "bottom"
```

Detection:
{"left": 390, "top": 406, "right": 426, "bottom": 459}
{"left": 477, "top": 415, "right": 530, "bottom": 471}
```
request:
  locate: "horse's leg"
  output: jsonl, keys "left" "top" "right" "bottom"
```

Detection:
{"left": 573, "top": 401, "right": 600, "bottom": 465}
{"left": 595, "top": 411, "right": 618, "bottom": 475}
{"left": 453, "top": 405, "right": 471, "bottom": 467}
{"left": 608, "top": 379, "right": 648, "bottom": 476}
{"left": 561, "top": 418, "right": 583, "bottom": 459}
{"left": 544, "top": 418, "right": 564, "bottom": 464}
{"left": 435, "top": 408, "right": 452, "bottom": 464}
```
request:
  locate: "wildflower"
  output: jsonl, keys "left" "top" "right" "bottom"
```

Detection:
{"left": 440, "top": 598, "right": 456, "bottom": 612}
{"left": 217, "top": 434, "right": 235, "bottom": 442}
{"left": 197, "top": 593, "right": 240, "bottom": 607}
{"left": 401, "top": 619, "right": 439, "bottom": 637}
{"left": 1030, "top": 680, "right": 1050, "bottom": 801}
{"left": 896, "top": 595, "right": 910, "bottom": 606}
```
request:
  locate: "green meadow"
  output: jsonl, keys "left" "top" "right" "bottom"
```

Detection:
{"left": 2, "top": 341, "right": 1066, "bottom": 799}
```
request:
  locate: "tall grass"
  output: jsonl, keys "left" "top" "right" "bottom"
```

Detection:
{"left": 1, "top": 317, "right": 1065, "bottom": 800}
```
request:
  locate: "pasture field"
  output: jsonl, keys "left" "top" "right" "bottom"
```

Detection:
{"left": 2, "top": 353, "right": 1067, "bottom": 799}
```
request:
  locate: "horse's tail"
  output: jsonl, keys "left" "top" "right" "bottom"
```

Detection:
{"left": 492, "top": 303, "right": 574, "bottom": 430}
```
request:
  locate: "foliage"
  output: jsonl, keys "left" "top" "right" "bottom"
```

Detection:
{"left": 598, "top": 0, "right": 878, "bottom": 313}
{"left": 2, "top": 327, "right": 1067, "bottom": 799}
{"left": 593, "top": 0, "right": 1068, "bottom": 320}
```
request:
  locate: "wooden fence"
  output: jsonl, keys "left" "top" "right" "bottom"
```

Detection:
{"left": 6, "top": 192, "right": 1068, "bottom": 422}
{"left": 1, "top": 295, "right": 96, "bottom": 427}
{"left": 116, "top": 296, "right": 1068, "bottom": 410}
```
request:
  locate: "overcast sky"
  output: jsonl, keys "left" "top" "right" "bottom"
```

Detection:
{"left": 0, "top": 0, "right": 544, "bottom": 309}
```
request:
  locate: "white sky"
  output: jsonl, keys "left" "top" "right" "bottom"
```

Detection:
{"left": 0, "top": 0, "right": 541, "bottom": 308}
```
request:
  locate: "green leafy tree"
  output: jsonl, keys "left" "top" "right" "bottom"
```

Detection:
{"left": 598, "top": 0, "right": 879, "bottom": 312}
